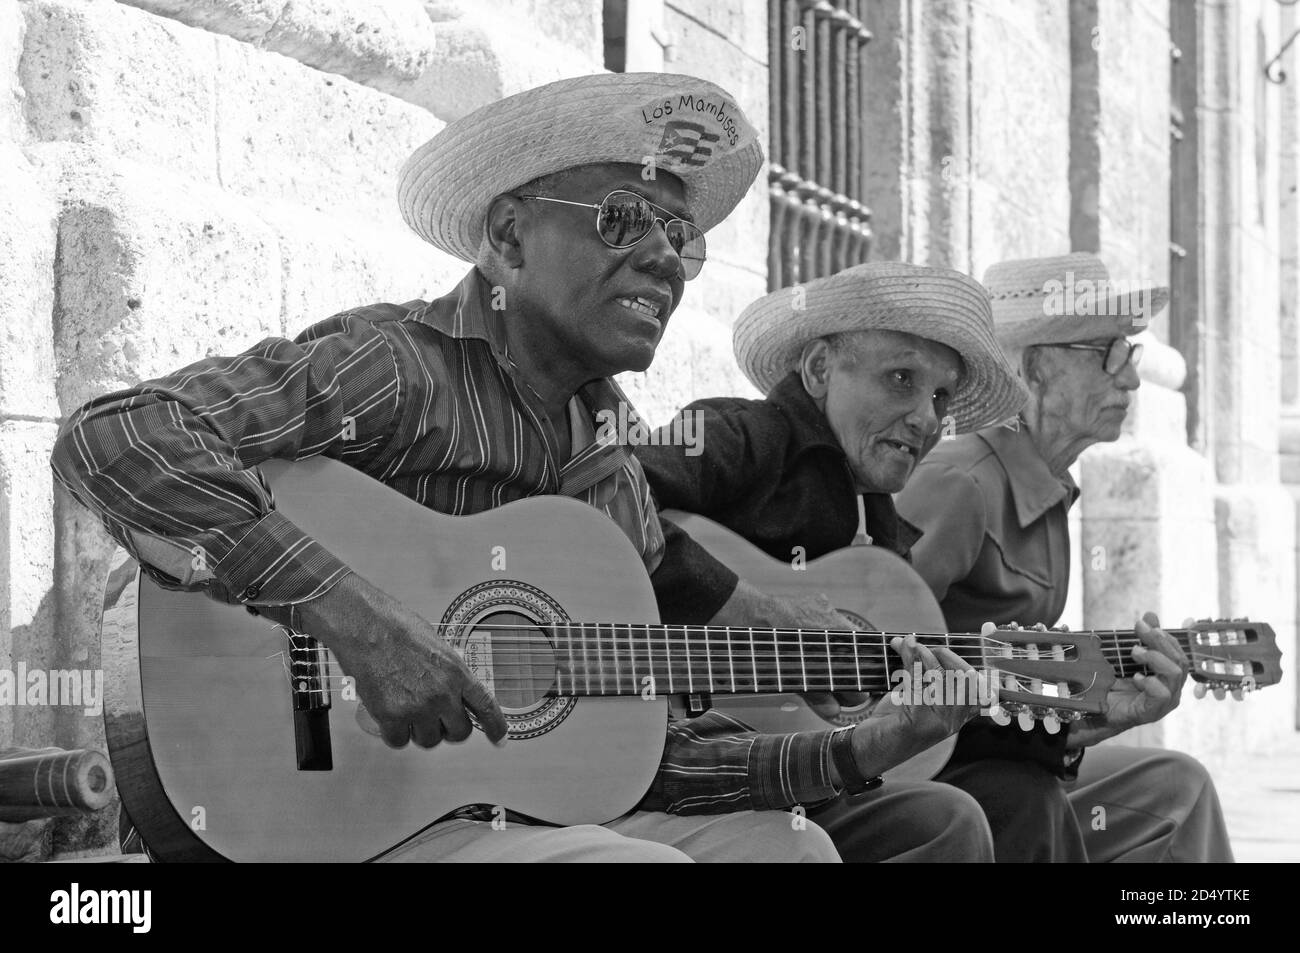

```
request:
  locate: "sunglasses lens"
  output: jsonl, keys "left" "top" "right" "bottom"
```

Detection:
{"left": 597, "top": 192, "right": 655, "bottom": 247}
{"left": 666, "top": 221, "right": 707, "bottom": 280}
{"left": 1104, "top": 339, "right": 1139, "bottom": 375}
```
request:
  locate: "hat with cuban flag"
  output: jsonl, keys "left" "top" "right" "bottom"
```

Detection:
{"left": 397, "top": 72, "right": 764, "bottom": 263}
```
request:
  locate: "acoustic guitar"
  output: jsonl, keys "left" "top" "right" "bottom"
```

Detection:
{"left": 662, "top": 509, "right": 1281, "bottom": 781}
{"left": 101, "top": 458, "right": 1115, "bottom": 861}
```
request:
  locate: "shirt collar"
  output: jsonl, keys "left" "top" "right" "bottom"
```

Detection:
{"left": 767, "top": 372, "right": 922, "bottom": 555}
{"left": 403, "top": 267, "right": 634, "bottom": 483}
{"left": 976, "top": 422, "right": 1080, "bottom": 528}
{"left": 404, "top": 267, "right": 514, "bottom": 368}
{"left": 767, "top": 372, "right": 844, "bottom": 456}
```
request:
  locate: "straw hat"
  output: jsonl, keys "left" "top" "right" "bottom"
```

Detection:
{"left": 732, "top": 262, "right": 1028, "bottom": 432}
{"left": 397, "top": 73, "right": 764, "bottom": 262}
{"left": 984, "top": 252, "right": 1169, "bottom": 347}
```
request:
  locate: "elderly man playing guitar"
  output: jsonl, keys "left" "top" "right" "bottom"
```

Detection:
{"left": 895, "top": 254, "right": 1234, "bottom": 863}
{"left": 51, "top": 73, "right": 1008, "bottom": 862}
{"left": 638, "top": 259, "right": 1217, "bottom": 863}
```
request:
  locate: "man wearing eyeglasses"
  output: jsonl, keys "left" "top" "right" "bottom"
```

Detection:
{"left": 51, "top": 73, "right": 871, "bottom": 862}
{"left": 895, "top": 253, "right": 1234, "bottom": 863}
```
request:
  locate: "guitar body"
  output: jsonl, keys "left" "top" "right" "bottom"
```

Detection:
{"left": 102, "top": 458, "right": 667, "bottom": 861}
{"left": 662, "top": 511, "right": 958, "bottom": 782}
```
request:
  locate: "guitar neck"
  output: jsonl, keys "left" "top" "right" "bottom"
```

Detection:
{"left": 1093, "top": 628, "right": 1198, "bottom": 678}
{"left": 539, "top": 624, "right": 985, "bottom": 697}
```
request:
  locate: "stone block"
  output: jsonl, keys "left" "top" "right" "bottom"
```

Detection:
{"left": 682, "top": 259, "right": 765, "bottom": 331}
{"left": 1155, "top": 481, "right": 1296, "bottom": 771}
{"left": 0, "top": 145, "right": 59, "bottom": 419}
{"left": 424, "top": 0, "right": 603, "bottom": 66}
{"left": 50, "top": 150, "right": 282, "bottom": 413}
{"left": 404, "top": 11, "right": 602, "bottom": 122}
{"left": 0, "top": 422, "right": 59, "bottom": 749}
{"left": 120, "top": 0, "right": 440, "bottom": 88}
{"left": 260, "top": 202, "right": 468, "bottom": 337}
{"left": 213, "top": 36, "right": 443, "bottom": 229}
{"left": 19, "top": 0, "right": 219, "bottom": 183}
{"left": 47, "top": 484, "right": 117, "bottom": 855}
{"left": 2, "top": 0, "right": 25, "bottom": 141}
{"left": 1080, "top": 439, "right": 1218, "bottom": 633}
{"left": 662, "top": 0, "right": 768, "bottom": 64}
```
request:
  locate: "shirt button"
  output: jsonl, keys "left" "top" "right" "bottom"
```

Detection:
{"left": 242, "top": 584, "right": 261, "bottom": 601}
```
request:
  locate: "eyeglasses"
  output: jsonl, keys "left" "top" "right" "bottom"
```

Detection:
{"left": 1040, "top": 338, "right": 1143, "bottom": 376}
{"left": 515, "top": 189, "right": 707, "bottom": 281}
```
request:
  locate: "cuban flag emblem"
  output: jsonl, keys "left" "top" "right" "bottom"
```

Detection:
{"left": 657, "top": 120, "right": 720, "bottom": 167}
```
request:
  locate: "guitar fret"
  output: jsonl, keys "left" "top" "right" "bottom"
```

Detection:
{"left": 798, "top": 629, "right": 807, "bottom": 692}
{"left": 595, "top": 621, "right": 605, "bottom": 695}
{"left": 566, "top": 623, "right": 576, "bottom": 695}
{"left": 611, "top": 621, "right": 621, "bottom": 696}
{"left": 666, "top": 626, "right": 674, "bottom": 694}
{"left": 749, "top": 627, "right": 757, "bottom": 693}
{"left": 853, "top": 632, "right": 862, "bottom": 691}
{"left": 776, "top": 631, "right": 783, "bottom": 692}
{"left": 703, "top": 623, "right": 713, "bottom": 693}
{"left": 685, "top": 625, "right": 694, "bottom": 694}
{"left": 825, "top": 630, "right": 833, "bottom": 692}
{"left": 623, "top": 624, "right": 632, "bottom": 696}
{"left": 581, "top": 622, "right": 591, "bottom": 695}
{"left": 728, "top": 629, "right": 736, "bottom": 692}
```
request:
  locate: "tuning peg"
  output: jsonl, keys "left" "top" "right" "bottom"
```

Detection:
{"left": 1031, "top": 622, "right": 1047, "bottom": 631}
{"left": 1212, "top": 685, "right": 1227, "bottom": 701}
{"left": 989, "top": 705, "right": 1011, "bottom": 726}
{"left": 1043, "top": 713, "right": 1061, "bottom": 735}
{"left": 1193, "top": 682, "right": 1208, "bottom": 699}
{"left": 1231, "top": 687, "right": 1244, "bottom": 701}
{"left": 1056, "top": 623, "right": 1070, "bottom": 632}
{"left": 1018, "top": 710, "right": 1035, "bottom": 732}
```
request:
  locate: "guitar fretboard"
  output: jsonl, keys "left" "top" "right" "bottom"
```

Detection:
{"left": 497, "top": 624, "right": 996, "bottom": 697}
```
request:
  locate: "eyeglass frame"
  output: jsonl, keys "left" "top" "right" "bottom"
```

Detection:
{"left": 1035, "top": 337, "right": 1143, "bottom": 376}
{"left": 514, "top": 189, "right": 706, "bottom": 280}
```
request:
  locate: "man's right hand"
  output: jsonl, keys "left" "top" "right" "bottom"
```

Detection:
{"left": 295, "top": 572, "right": 508, "bottom": 749}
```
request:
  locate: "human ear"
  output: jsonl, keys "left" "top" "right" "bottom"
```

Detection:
{"left": 484, "top": 195, "right": 526, "bottom": 270}
{"left": 799, "top": 339, "right": 832, "bottom": 400}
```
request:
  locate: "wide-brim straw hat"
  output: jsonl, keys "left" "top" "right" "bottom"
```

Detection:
{"left": 984, "top": 252, "right": 1169, "bottom": 348}
{"left": 397, "top": 73, "right": 764, "bottom": 262}
{"left": 733, "top": 262, "right": 1028, "bottom": 432}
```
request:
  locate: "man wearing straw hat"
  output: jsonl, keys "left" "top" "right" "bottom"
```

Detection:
{"left": 51, "top": 72, "right": 911, "bottom": 862}
{"left": 895, "top": 253, "right": 1233, "bottom": 862}
{"left": 639, "top": 261, "right": 1028, "bottom": 860}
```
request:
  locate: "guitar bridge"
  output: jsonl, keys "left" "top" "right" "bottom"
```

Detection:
{"left": 283, "top": 627, "right": 333, "bottom": 771}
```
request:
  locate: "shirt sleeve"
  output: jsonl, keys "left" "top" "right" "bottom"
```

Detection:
{"left": 895, "top": 460, "right": 987, "bottom": 602}
{"left": 50, "top": 312, "right": 404, "bottom": 608}
{"left": 639, "top": 710, "right": 841, "bottom": 814}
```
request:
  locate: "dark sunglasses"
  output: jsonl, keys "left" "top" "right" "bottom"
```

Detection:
{"left": 515, "top": 189, "right": 707, "bottom": 281}
{"left": 1039, "top": 338, "right": 1143, "bottom": 376}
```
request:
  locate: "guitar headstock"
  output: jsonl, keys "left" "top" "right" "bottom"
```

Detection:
{"left": 977, "top": 622, "right": 1115, "bottom": 732}
{"left": 1185, "top": 618, "right": 1282, "bottom": 699}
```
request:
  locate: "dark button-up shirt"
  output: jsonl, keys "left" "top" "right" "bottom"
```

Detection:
{"left": 896, "top": 423, "right": 1081, "bottom": 774}
{"left": 51, "top": 269, "right": 838, "bottom": 817}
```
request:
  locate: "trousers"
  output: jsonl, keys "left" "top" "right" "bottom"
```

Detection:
{"left": 936, "top": 745, "right": 1234, "bottom": 863}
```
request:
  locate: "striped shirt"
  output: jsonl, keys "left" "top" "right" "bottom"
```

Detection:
{"left": 51, "top": 267, "right": 840, "bottom": 816}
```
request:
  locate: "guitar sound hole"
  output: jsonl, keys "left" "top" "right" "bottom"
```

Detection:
{"left": 469, "top": 611, "right": 557, "bottom": 711}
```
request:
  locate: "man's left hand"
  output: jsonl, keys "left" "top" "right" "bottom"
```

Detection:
{"left": 1068, "top": 611, "right": 1188, "bottom": 749}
